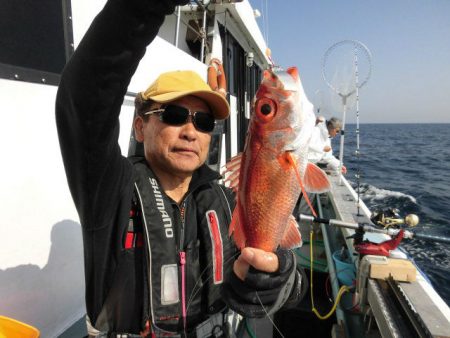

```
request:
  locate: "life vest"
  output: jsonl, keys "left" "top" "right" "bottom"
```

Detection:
{"left": 207, "top": 58, "right": 227, "bottom": 98}
{"left": 130, "top": 157, "right": 234, "bottom": 333}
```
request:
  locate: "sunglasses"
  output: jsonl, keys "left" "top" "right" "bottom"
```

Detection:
{"left": 144, "top": 104, "right": 216, "bottom": 133}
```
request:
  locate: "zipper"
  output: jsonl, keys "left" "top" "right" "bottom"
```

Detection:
{"left": 179, "top": 251, "right": 186, "bottom": 331}
{"left": 179, "top": 201, "right": 186, "bottom": 250}
{"left": 179, "top": 201, "right": 187, "bottom": 331}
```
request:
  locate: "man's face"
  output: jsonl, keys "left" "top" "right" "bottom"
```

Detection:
{"left": 328, "top": 127, "right": 340, "bottom": 138}
{"left": 135, "top": 95, "right": 213, "bottom": 177}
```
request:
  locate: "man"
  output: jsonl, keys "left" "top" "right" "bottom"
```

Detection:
{"left": 308, "top": 117, "right": 347, "bottom": 174}
{"left": 56, "top": 0, "right": 301, "bottom": 336}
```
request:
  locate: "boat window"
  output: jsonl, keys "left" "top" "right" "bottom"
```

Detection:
{"left": 185, "top": 19, "right": 202, "bottom": 59}
{"left": 0, "top": 0, "right": 73, "bottom": 86}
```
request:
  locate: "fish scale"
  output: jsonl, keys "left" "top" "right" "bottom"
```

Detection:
{"left": 243, "top": 153, "right": 301, "bottom": 250}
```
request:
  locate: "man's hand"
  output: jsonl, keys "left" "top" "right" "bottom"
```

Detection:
{"left": 225, "top": 248, "right": 297, "bottom": 317}
{"left": 341, "top": 165, "right": 347, "bottom": 174}
{"left": 233, "top": 247, "right": 279, "bottom": 281}
{"left": 323, "top": 146, "right": 332, "bottom": 152}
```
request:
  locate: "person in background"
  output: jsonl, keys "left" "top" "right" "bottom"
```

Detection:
{"left": 55, "top": 0, "right": 303, "bottom": 336}
{"left": 308, "top": 117, "right": 347, "bottom": 175}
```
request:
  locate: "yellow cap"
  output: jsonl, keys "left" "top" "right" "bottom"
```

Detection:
{"left": 140, "top": 70, "right": 230, "bottom": 120}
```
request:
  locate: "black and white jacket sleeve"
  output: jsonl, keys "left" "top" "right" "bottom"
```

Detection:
{"left": 225, "top": 248, "right": 305, "bottom": 318}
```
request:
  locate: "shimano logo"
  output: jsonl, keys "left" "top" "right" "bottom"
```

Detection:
{"left": 149, "top": 178, "right": 174, "bottom": 238}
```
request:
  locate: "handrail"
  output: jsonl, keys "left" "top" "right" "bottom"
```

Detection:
{"left": 316, "top": 194, "right": 347, "bottom": 326}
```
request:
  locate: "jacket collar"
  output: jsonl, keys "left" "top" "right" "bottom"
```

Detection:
{"left": 189, "top": 164, "right": 221, "bottom": 192}
{"left": 131, "top": 156, "right": 221, "bottom": 194}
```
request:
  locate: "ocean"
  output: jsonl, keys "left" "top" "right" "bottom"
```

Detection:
{"left": 332, "top": 123, "right": 450, "bottom": 306}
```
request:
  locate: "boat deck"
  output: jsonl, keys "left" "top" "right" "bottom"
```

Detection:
{"left": 327, "top": 175, "right": 450, "bottom": 338}
{"left": 61, "top": 174, "right": 450, "bottom": 338}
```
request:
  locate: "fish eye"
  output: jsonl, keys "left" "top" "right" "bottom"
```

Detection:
{"left": 261, "top": 104, "right": 272, "bottom": 115}
{"left": 255, "top": 98, "right": 277, "bottom": 123}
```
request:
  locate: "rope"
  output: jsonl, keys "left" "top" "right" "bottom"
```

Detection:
{"left": 309, "top": 230, "right": 350, "bottom": 320}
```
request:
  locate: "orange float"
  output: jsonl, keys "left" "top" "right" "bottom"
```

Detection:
{"left": 0, "top": 316, "right": 40, "bottom": 338}
{"left": 207, "top": 58, "right": 227, "bottom": 98}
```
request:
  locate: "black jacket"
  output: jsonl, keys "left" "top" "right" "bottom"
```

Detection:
{"left": 56, "top": 0, "right": 300, "bottom": 335}
{"left": 55, "top": 0, "right": 238, "bottom": 333}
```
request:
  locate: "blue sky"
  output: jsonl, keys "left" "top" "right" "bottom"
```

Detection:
{"left": 249, "top": 0, "right": 450, "bottom": 123}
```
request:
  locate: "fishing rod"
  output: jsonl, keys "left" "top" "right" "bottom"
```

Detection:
{"left": 299, "top": 214, "right": 450, "bottom": 245}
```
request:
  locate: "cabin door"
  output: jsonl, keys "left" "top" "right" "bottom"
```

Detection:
{"left": 220, "top": 25, "right": 262, "bottom": 161}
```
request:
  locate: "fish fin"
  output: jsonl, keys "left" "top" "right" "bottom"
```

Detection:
{"left": 222, "top": 153, "right": 242, "bottom": 193}
{"left": 280, "top": 216, "right": 303, "bottom": 249}
{"left": 277, "top": 152, "right": 295, "bottom": 171}
{"left": 263, "top": 69, "right": 272, "bottom": 79}
{"left": 284, "top": 152, "right": 318, "bottom": 217}
{"left": 278, "top": 152, "right": 319, "bottom": 217}
{"left": 304, "top": 162, "right": 331, "bottom": 194}
{"left": 229, "top": 206, "right": 246, "bottom": 249}
{"left": 286, "top": 67, "right": 299, "bottom": 80}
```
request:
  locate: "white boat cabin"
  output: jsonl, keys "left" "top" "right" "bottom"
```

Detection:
{"left": 0, "top": 1, "right": 268, "bottom": 336}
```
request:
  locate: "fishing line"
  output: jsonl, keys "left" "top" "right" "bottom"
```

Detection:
{"left": 185, "top": 246, "right": 240, "bottom": 314}
{"left": 185, "top": 244, "right": 288, "bottom": 337}
{"left": 255, "top": 292, "right": 285, "bottom": 338}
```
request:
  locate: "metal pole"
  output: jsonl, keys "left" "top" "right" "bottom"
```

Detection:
{"left": 355, "top": 47, "right": 361, "bottom": 215}
{"left": 200, "top": 8, "right": 207, "bottom": 62}
{"left": 338, "top": 95, "right": 347, "bottom": 185}
{"left": 174, "top": 6, "right": 181, "bottom": 47}
{"left": 315, "top": 197, "right": 347, "bottom": 325}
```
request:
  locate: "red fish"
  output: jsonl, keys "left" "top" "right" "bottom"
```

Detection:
{"left": 224, "top": 67, "right": 330, "bottom": 252}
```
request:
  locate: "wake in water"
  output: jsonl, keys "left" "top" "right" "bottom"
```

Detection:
{"left": 358, "top": 183, "right": 417, "bottom": 203}
{"left": 356, "top": 182, "right": 418, "bottom": 211}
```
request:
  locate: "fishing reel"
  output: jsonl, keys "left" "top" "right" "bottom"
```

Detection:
{"left": 370, "top": 208, "right": 419, "bottom": 229}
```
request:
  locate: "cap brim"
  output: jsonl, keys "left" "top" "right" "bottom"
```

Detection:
{"left": 149, "top": 90, "right": 230, "bottom": 120}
